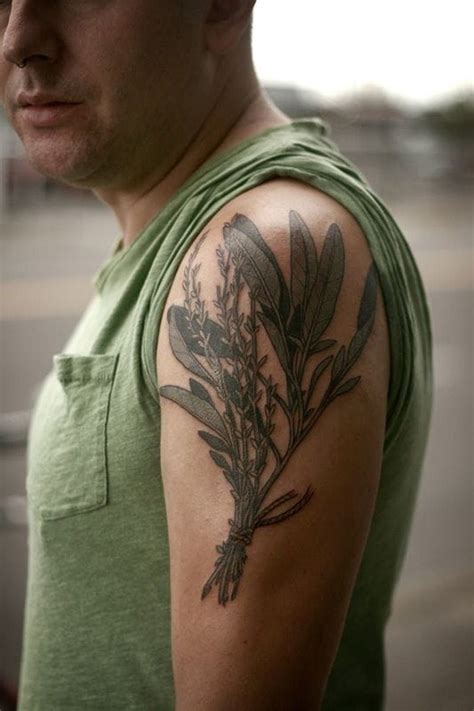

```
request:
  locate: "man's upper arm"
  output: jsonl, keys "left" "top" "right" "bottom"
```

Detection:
{"left": 156, "top": 180, "right": 390, "bottom": 710}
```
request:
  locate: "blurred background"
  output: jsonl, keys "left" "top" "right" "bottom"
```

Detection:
{"left": 1, "top": 1, "right": 473, "bottom": 709}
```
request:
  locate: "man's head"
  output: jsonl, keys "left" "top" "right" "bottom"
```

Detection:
{"left": 0, "top": 0, "right": 256, "bottom": 191}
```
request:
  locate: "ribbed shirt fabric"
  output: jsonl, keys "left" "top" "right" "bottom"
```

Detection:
{"left": 18, "top": 118, "right": 433, "bottom": 710}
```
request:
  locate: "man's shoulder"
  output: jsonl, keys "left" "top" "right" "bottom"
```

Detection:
{"left": 201, "top": 177, "right": 364, "bottom": 250}
{"left": 156, "top": 175, "right": 390, "bottom": 396}
{"left": 158, "top": 176, "right": 379, "bottom": 322}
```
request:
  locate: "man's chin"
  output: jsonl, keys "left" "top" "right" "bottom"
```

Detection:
{"left": 24, "top": 146, "right": 100, "bottom": 190}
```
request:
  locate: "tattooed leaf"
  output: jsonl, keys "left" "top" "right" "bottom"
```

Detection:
{"left": 233, "top": 214, "right": 291, "bottom": 318}
{"left": 168, "top": 306, "right": 212, "bottom": 384}
{"left": 331, "top": 375, "right": 361, "bottom": 399}
{"left": 170, "top": 305, "right": 232, "bottom": 358}
{"left": 306, "top": 354, "right": 333, "bottom": 405}
{"left": 257, "top": 302, "right": 281, "bottom": 331}
{"left": 222, "top": 468, "right": 238, "bottom": 489}
{"left": 290, "top": 213, "right": 307, "bottom": 311}
{"left": 189, "top": 378, "right": 213, "bottom": 406}
{"left": 287, "top": 304, "right": 305, "bottom": 361}
{"left": 357, "top": 262, "right": 378, "bottom": 330}
{"left": 223, "top": 370, "right": 241, "bottom": 407}
{"left": 257, "top": 310, "right": 290, "bottom": 371}
{"left": 159, "top": 385, "right": 227, "bottom": 438}
{"left": 289, "top": 210, "right": 318, "bottom": 313}
{"left": 254, "top": 407, "right": 268, "bottom": 439}
{"left": 287, "top": 303, "right": 303, "bottom": 337}
{"left": 347, "top": 262, "right": 378, "bottom": 367}
{"left": 210, "top": 450, "right": 229, "bottom": 470}
{"left": 331, "top": 345, "right": 346, "bottom": 381}
{"left": 198, "top": 430, "right": 230, "bottom": 453}
{"left": 289, "top": 335, "right": 304, "bottom": 351}
{"left": 204, "top": 320, "right": 233, "bottom": 357}
{"left": 224, "top": 214, "right": 290, "bottom": 324}
{"left": 347, "top": 319, "right": 372, "bottom": 369}
{"left": 309, "top": 338, "right": 337, "bottom": 355}
{"left": 304, "top": 223, "right": 344, "bottom": 345}
{"left": 201, "top": 579, "right": 214, "bottom": 600}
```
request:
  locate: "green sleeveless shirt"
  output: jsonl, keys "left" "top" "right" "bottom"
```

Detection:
{"left": 18, "top": 118, "right": 433, "bottom": 710}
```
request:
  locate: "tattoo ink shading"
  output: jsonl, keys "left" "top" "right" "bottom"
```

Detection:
{"left": 160, "top": 211, "right": 378, "bottom": 606}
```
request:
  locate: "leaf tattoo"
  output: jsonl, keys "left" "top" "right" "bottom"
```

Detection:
{"left": 159, "top": 211, "right": 379, "bottom": 606}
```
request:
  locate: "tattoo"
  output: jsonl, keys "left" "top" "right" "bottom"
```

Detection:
{"left": 159, "top": 211, "right": 378, "bottom": 606}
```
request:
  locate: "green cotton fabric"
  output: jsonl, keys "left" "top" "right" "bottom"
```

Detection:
{"left": 18, "top": 118, "right": 433, "bottom": 710}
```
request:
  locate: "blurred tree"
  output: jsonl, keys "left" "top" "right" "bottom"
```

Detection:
{"left": 418, "top": 90, "right": 474, "bottom": 141}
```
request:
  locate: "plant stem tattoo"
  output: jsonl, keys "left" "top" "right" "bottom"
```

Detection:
{"left": 159, "top": 211, "right": 378, "bottom": 606}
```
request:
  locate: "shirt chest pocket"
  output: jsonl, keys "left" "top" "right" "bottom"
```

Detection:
{"left": 27, "top": 353, "right": 119, "bottom": 521}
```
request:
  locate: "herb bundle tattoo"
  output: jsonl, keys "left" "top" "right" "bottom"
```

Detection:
{"left": 160, "top": 211, "right": 378, "bottom": 606}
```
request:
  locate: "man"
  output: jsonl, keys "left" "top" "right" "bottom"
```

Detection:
{"left": 1, "top": 1, "right": 433, "bottom": 709}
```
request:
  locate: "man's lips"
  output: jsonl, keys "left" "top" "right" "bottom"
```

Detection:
{"left": 17, "top": 91, "right": 81, "bottom": 107}
{"left": 19, "top": 101, "right": 83, "bottom": 127}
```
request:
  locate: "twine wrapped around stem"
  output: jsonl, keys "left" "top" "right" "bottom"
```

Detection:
{"left": 228, "top": 524, "right": 253, "bottom": 546}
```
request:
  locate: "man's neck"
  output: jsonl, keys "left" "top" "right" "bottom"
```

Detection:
{"left": 93, "top": 82, "right": 290, "bottom": 249}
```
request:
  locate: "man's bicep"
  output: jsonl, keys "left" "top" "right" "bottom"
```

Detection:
{"left": 157, "top": 197, "right": 390, "bottom": 709}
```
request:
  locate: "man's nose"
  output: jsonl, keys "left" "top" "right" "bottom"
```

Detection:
{"left": 2, "top": 0, "right": 59, "bottom": 68}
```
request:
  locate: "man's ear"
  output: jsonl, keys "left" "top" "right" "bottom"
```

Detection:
{"left": 204, "top": 0, "right": 256, "bottom": 54}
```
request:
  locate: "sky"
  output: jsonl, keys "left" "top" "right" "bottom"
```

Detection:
{"left": 252, "top": 1, "right": 472, "bottom": 108}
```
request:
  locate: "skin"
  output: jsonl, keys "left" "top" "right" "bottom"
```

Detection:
{"left": 0, "top": 0, "right": 288, "bottom": 244}
{"left": 1, "top": 2, "right": 391, "bottom": 707}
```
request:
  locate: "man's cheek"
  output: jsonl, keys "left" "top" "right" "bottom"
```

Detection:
{"left": 0, "top": 67, "right": 8, "bottom": 106}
